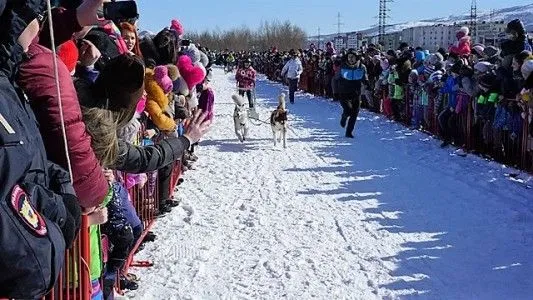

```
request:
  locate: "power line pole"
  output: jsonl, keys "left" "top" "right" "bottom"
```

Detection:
{"left": 378, "top": 0, "right": 393, "bottom": 46}
{"left": 335, "top": 12, "right": 344, "bottom": 36}
{"left": 470, "top": 0, "right": 478, "bottom": 43}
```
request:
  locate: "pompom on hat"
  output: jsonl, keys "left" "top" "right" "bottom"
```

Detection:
{"left": 170, "top": 19, "right": 184, "bottom": 39}
{"left": 57, "top": 40, "right": 79, "bottom": 73}
{"left": 154, "top": 65, "right": 173, "bottom": 94}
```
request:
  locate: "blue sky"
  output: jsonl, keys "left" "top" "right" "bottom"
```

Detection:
{"left": 137, "top": 0, "right": 531, "bottom": 35}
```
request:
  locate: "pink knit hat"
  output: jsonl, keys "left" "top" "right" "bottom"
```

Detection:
{"left": 154, "top": 66, "right": 173, "bottom": 94}
{"left": 170, "top": 19, "right": 184, "bottom": 39}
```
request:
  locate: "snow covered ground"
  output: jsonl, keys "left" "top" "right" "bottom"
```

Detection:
{"left": 132, "top": 67, "right": 533, "bottom": 300}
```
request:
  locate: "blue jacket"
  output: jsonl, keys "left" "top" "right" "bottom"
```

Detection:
{"left": 337, "top": 62, "right": 368, "bottom": 95}
{"left": 440, "top": 75, "right": 457, "bottom": 109}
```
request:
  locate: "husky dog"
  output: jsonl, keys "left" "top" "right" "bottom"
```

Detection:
{"left": 232, "top": 94, "right": 249, "bottom": 142}
{"left": 270, "top": 93, "right": 288, "bottom": 148}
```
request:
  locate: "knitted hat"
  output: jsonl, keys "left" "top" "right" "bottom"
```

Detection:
{"left": 474, "top": 61, "right": 493, "bottom": 73}
{"left": 170, "top": 19, "right": 184, "bottom": 39}
{"left": 154, "top": 65, "right": 173, "bottom": 94}
{"left": 415, "top": 50, "right": 426, "bottom": 62}
{"left": 57, "top": 40, "right": 79, "bottom": 73}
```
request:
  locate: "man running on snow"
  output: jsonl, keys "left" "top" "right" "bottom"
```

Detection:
{"left": 281, "top": 49, "right": 303, "bottom": 104}
{"left": 337, "top": 48, "right": 368, "bottom": 138}
{"left": 235, "top": 58, "right": 257, "bottom": 108}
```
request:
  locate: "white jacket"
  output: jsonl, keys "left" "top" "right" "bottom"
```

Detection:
{"left": 281, "top": 58, "right": 303, "bottom": 79}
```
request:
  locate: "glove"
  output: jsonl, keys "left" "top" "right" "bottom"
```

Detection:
{"left": 61, "top": 193, "right": 82, "bottom": 249}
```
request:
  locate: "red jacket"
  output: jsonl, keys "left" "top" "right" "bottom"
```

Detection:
{"left": 235, "top": 67, "right": 256, "bottom": 90}
{"left": 17, "top": 42, "right": 108, "bottom": 208}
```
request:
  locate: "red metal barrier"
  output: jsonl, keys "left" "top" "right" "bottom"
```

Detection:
{"left": 41, "top": 215, "right": 91, "bottom": 300}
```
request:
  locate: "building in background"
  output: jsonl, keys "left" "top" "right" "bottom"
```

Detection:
{"left": 307, "top": 20, "right": 509, "bottom": 52}
{"left": 333, "top": 35, "right": 346, "bottom": 51}
{"left": 476, "top": 20, "right": 506, "bottom": 46}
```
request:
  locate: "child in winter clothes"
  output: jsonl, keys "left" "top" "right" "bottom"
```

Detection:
{"left": 378, "top": 58, "right": 393, "bottom": 117}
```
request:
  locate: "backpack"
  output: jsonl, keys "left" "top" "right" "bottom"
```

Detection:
{"left": 0, "top": 77, "right": 68, "bottom": 299}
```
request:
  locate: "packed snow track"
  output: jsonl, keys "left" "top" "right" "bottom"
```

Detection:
{"left": 133, "top": 67, "right": 533, "bottom": 300}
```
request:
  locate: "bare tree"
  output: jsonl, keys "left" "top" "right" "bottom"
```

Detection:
{"left": 185, "top": 20, "right": 307, "bottom": 51}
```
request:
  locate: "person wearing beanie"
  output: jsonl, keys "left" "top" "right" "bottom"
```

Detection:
{"left": 57, "top": 40, "right": 79, "bottom": 75}
{"left": 500, "top": 19, "right": 532, "bottom": 68}
{"left": 449, "top": 26, "right": 471, "bottom": 57}
{"left": 170, "top": 19, "right": 184, "bottom": 40}
{"left": 472, "top": 43, "right": 485, "bottom": 58}
{"left": 337, "top": 49, "right": 368, "bottom": 138}
{"left": 145, "top": 65, "right": 179, "bottom": 133}
{"left": 474, "top": 61, "right": 494, "bottom": 75}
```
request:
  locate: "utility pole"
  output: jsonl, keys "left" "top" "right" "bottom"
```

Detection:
{"left": 335, "top": 12, "right": 344, "bottom": 36}
{"left": 470, "top": 0, "right": 478, "bottom": 43}
{"left": 378, "top": 0, "right": 393, "bottom": 46}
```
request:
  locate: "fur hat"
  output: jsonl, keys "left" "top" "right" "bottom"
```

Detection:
{"left": 183, "top": 43, "right": 209, "bottom": 67}
{"left": 57, "top": 40, "right": 79, "bottom": 73}
{"left": 456, "top": 26, "right": 469, "bottom": 40}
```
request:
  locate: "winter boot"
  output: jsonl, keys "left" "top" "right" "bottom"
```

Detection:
{"left": 340, "top": 114, "right": 348, "bottom": 128}
{"left": 345, "top": 116, "right": 357, "bottom": 138}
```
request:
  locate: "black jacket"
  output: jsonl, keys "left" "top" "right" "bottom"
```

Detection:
{"left": 114, "top": 136, "right": 191, "bottom": 173}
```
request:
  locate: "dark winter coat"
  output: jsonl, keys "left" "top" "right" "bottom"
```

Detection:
{"left": 0, "top": 1, "right": 80, "bottom": 298}
{"left": 113, "top": 136, "right": 191, "bottom": 173}
{"left": 337, "top": 61, "right": 368, "bottom": 96}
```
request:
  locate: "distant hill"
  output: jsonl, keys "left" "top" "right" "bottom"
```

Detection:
{"left": 310, "top": 3, "right": 533, "bottom": 40}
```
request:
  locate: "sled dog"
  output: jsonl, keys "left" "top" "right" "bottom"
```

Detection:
{"left": 270, "top": 93, "right": 288, "bottom": 148}
{"left": 232, "top": 94, "right": 249, "bottom": 142}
